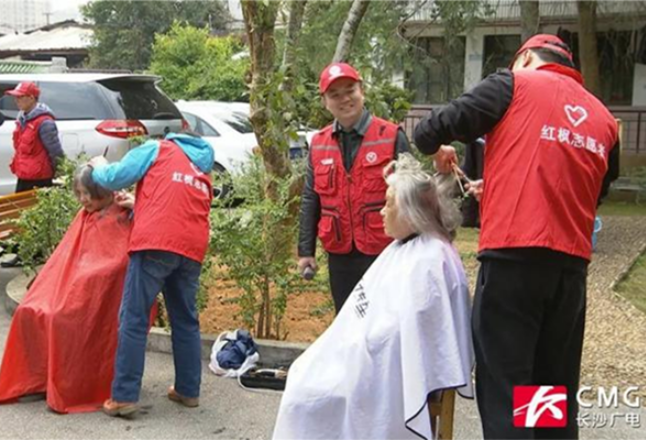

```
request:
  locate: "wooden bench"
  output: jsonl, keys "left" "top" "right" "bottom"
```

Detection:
{"left": 0, "top": 190, "right": 38, "bottom": 242}
{"left": 429, "top": 389, "right": 457, "bottom": 440}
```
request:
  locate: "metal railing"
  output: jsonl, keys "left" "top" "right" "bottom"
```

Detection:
{"left": 402, "top": 105, "right": 646, "bottom": 155}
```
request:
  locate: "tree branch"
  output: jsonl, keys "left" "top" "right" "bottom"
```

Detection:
{"left": 332, "top": 0, "right": 371, "bottom": 63}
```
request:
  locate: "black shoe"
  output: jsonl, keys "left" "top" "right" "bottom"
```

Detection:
{"left": 1, "top": 255, "right": 22, "bottom": 268}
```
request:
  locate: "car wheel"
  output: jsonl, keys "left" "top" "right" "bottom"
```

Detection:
{"left": 212, "top": 162, "right": 233, "bottom": 201}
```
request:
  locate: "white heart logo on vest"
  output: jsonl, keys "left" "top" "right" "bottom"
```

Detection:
{"left": 564, "top": 105, "right": 588, "bottom": 128}
{"left": 366, "top": 152, "right": 377, "bottom": 163}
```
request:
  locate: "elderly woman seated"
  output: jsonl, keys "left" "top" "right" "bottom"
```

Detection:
{"left": 273, "top": 153, "right": 474, "bottom": 440}
{"left": 0, "top": 165, "right": 136, "bottom": 414}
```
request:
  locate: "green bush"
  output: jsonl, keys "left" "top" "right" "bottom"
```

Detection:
{"left": 14, "top": 157, "right": 80, "bottom": 273}
{"left": 149, "top": 23, "right": 249, "bottom": 102}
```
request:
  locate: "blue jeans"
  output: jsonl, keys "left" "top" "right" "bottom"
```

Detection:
{"left": 111, "top": 250, "right": 202, "bottom": 402}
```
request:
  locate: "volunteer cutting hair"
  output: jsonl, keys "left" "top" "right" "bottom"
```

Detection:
{"left": 414, "top": 34, "right": 619, "bottom": 439}
{"left": 273, "top": 153, "right": 474, "bottom": 440}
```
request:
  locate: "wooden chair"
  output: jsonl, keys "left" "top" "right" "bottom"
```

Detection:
{"left": 0, "top": 190, "right": 38, "bottom": 241}
{"left": 428, "top": 389, "right": 457, "bottom": 440}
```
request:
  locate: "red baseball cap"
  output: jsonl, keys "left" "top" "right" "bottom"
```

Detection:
{"left": 319, "top": 63, "right": 362, "bottom": 94}
{"left": 5, "top": 81, "right": 40, "bottom": 98}
{"left": 512, "top": 34, "right": 573, "bottom": 64}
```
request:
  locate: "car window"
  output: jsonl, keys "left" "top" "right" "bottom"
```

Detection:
{"left": 182, "top": 111, "right": 220, "bottom": 137}
{"left": 40, "top": 82, "right": 114, "bottom": 120}
{"left": 0, "top": 81, "right": 113, "bottom": 121}
{"left": 98, "top": 79, "right": 182, "bottom": 120}
{"left": 0, "top": 81, "right": 22, "bottom": 118}
{"left": 214, "top": 111, "right": 254, "bottom": 134}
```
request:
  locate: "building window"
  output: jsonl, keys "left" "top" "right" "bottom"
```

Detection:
{"left": 482, "top": 34, "right": 521, "bottom": 78}
{"left": 406, "top": 36, "right": 466, "bottom": 104}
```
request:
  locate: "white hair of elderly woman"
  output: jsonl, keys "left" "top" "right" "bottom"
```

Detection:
{"left": 384, "top": 153, "right": 462, "bottom": 242}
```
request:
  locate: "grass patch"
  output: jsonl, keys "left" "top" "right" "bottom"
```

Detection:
{"left": 454, "top": 227, "right": 480, "bottom": 272}
{"left": 455, "top": 227, "right": 479, "bottom": 252}
{"left": 598, "top": 200, "right": 646, "bottom": 216}
{"left": 615, "top": 251, "right": 646, "bottom": 315}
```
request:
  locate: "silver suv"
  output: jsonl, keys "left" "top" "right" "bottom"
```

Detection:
{"left": 0, "top": 74, "right": 185, "bottom": 194}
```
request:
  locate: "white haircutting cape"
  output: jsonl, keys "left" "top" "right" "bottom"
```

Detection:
{"left": 273, "top": 233, "right": 474, "bottom": 440}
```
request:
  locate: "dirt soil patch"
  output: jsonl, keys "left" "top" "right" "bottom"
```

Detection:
{"left": 199, "top": 271, "right": 334, "bottom": 343}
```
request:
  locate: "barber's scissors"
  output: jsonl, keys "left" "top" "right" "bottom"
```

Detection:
{"left": 452, "top": 164, "right": 473, "bottom": 197}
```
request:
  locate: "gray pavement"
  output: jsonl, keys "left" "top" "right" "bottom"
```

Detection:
{"left": 0, "top": 267, "right": 644, "bottom": 439}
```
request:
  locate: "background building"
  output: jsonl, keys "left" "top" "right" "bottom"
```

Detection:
{"left": 0, "top": 0, "right": 51, "bottom": 33}
{"left": 399, "top": 0, "right": 646, "bottom": 163}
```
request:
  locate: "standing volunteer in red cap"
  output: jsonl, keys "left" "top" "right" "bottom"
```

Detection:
{"left": 414, "top": 34, "right": 619, "bottom": 439}
{"left": 5, "top": 81, "right": 64, "bottom": 192}
{"left": 298, "top": 62, "right": 410, "bottom": 314}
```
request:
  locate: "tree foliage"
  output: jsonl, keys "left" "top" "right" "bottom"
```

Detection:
{"left": 278, "top": 0, "right": 414, "bottom": 129}
{"left": 293, "top": 0, "right": 412, "bottom": 82}
{"left": 82, "top": 0, "right": 229, "bottom": 72}
{"left": 150, "top": 23, "right": 249, "bottom": 101}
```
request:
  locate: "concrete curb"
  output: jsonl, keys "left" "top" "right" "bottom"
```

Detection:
{"left": 147, "top": 327, "right": 309, "bottom": 364}
{"left": 2, "top": 269, "right": 309, "bottom": 365}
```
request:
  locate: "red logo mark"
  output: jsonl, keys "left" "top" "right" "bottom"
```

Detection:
{"left": 513, "top": 386, "right": 567, "bottom": 428}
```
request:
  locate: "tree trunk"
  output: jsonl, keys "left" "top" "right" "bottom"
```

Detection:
{"left": 241, "top": 0, "right": 290, "bottom": 181}
{"left": 256, "top": 299, "right": 265, "bottom": 338}
{"left": 332, "top": 0, "right": 371, "bottom": 63}
{"left": 519, "top": 1, "right": 540, "bottom": 43}
{"left": 282, "top": 0, "right": 308, "bottom": 95}
{"left": 281, "top": 0, "right": 309, "bottom": 212}
{"left": 263, "top": 275, "right": 272, "bottom": 338}
{"left": 577, "top": 0, "right": 602, "bottom": 98}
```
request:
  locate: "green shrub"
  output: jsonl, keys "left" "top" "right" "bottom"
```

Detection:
{"left": 149, "top": 23, "right": 249, "bottom": 102}
{"left": 14, "top": 157, "right": 80, "bottom": 273}
{"left": 208, "top": 155, "right": 305, "bottom": 339}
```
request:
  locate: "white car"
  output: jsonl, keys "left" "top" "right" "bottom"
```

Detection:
{"left": 0, "top": 74, "right": 185, "bottom": 195}
{"left": 176, "top": 100, "right": 313, "bottom": 199}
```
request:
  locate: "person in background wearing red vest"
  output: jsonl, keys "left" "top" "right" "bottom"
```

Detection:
{"left": 414, "top": 35, "right": 619, "bottom": 439}
{"left": 5, "top": 81, "right": 64, "bottom": 192}
{"left": 298, "top": 62, "right": 410, "bottom": 314}
{"left": 88, "top": 131, "right": 214, "bottom": 417}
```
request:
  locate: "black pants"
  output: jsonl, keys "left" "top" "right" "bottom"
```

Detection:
{"left": 15, "top": 178, "right": 53, "bottom": 193}
{"left": 327, "top": 249, "right": 377, "bottom": 314}
{"left": 472, "top": 258, "right": 587, "bottom": 439}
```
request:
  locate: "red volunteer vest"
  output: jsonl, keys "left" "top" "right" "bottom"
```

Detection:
{"left": 480, "top": 64, "right": 618, "bottom": 260}
{"left": 11, "top": 114, "right": 55, "bottom": 180}
{"left": 130, "top": 140, "right": 213, "bottom": 263}
{"left": 311, "top": 116, "right": 397, "bottom": 255}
